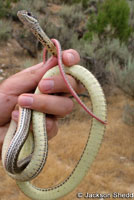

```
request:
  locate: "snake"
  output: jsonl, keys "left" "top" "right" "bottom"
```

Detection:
{"left": 2, "top": 10, "right": 107, "bottom": 200}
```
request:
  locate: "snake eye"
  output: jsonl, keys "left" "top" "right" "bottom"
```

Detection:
{"left": 27, "top": 12, "right": 32, "bottom": 16}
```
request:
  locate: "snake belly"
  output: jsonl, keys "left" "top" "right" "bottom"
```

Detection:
{"left": 16, "top": 64, "right": 107, "bottom": 200}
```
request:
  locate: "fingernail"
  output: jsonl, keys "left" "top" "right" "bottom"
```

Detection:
{"left": 19, "top": 95, "right": 33, "bottom": 107}
{"left": 66, "top": 53, "right": 75, "bottom": 65}
{"left": 41, "top": 79, "right": 54, "bottom": 91}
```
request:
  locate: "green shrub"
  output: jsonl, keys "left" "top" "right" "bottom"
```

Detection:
{"left": 57, "top": 0, "right": 91, "bottom": 6}
{"left": 103, "top": 39, "right": 130, "bottom": 66}
{"left": 113, "top": 55, "right": 134, "bottom": 97}
{"left": 0, "top": 0, "right": 9, "bottom": 17}
{"left": 84, "top": 0, "right": 133, "bottom": 43}
{"left": 56, "top": 0, "right": 91, "bottom": 8}
{"left": 74, "top": 37, "right": 132, "bottom": 86}
{"left": 32, "top": 0, "right": 46, "bottom": 12}
{"left": 82, "top": 0, "right": 91, "bottom": 9}
{"left": 122, "top": 103, "right": 134, "bottom": 126}
{"left": 0, "top": 20, "right": 12, "bottom": 41}
{"left": 59, "top": 4, "right": 84, "bottom": 29}
{"left": 58, "top": 0, "right": 81, "bottom": 4}
{"left": 0, "top": 0, "right": 21, "bottom": 18}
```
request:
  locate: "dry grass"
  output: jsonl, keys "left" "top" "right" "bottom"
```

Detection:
{"left": 0, "top": 88, "right": 134, "bottom": 200}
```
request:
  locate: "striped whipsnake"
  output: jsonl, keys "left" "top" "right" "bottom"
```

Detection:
{"left": 2, "top": 10, "right": 107, "bottom": 200}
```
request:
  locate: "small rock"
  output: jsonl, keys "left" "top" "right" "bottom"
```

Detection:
{"left": 0, "top": 76, "right": 4, "bottom": 81}
{"left": 1, "top": 64, "right": 5, "bottom": 67}
{"left": 123, "top": 104, "right": 134, "bottom": 126}
{"left": 7, "top": 42, "right": 11, "bottom": 47}
{"left": 120, "top": 156, "right": 126, "bottom": 161}
{"left": 0, "top": 69, "right": 3, "bottom": 73}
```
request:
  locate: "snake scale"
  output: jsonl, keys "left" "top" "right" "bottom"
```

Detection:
{"left": 2, "top": 10, "right": 107, "bottom": 200}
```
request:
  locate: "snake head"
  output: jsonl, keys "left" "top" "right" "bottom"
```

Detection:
{"left": 17, "top": 10, "right": 38, "bottom": 27}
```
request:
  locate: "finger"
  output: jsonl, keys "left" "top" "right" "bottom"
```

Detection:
{"left": 12, "top": 110, "right": 19, "bottom": 122}
{"left": 46, "top": 117, "right": 58, "bottom": 140}
{"left": 62, "top": 49, "right": 80, "bottom": 66}
{"left": 39, "top": 75, "right": 85, "bottom": 94}
{"left": 12, "top": 110, "right": 58, "bottom": 140}
{"left": 18, "top": 94, "right": 74, "bottom": 117}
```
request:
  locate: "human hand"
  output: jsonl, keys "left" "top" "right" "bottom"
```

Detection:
{"left": 0, "top": 49, "right": 83, "bottom": 157}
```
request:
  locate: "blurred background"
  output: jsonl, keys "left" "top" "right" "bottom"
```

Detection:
{"left": 0, "top": 0, "right": 134, "bottom": 199}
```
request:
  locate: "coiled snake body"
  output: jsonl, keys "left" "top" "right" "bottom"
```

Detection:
{"left": 2, "top": 10, "right": 107, "bottom": 200}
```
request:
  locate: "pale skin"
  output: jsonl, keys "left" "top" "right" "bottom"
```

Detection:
{"left": 0, "top": 49, "right": 83, "bottom": 158}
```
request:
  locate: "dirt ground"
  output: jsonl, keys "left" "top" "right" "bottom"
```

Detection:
{"left": 0, "top": 40, "right": 134, "bottom": 200}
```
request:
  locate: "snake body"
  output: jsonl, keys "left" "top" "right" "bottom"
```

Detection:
{"left": 2, "top": 10, "right": 107, "bottom": 200}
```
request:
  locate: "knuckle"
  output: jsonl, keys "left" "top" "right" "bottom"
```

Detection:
{"left": 46, "top": 117, "right": 54, "bottom": 131}
{"left": 46, "top": 117, "right": 58, "bottom": 131}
